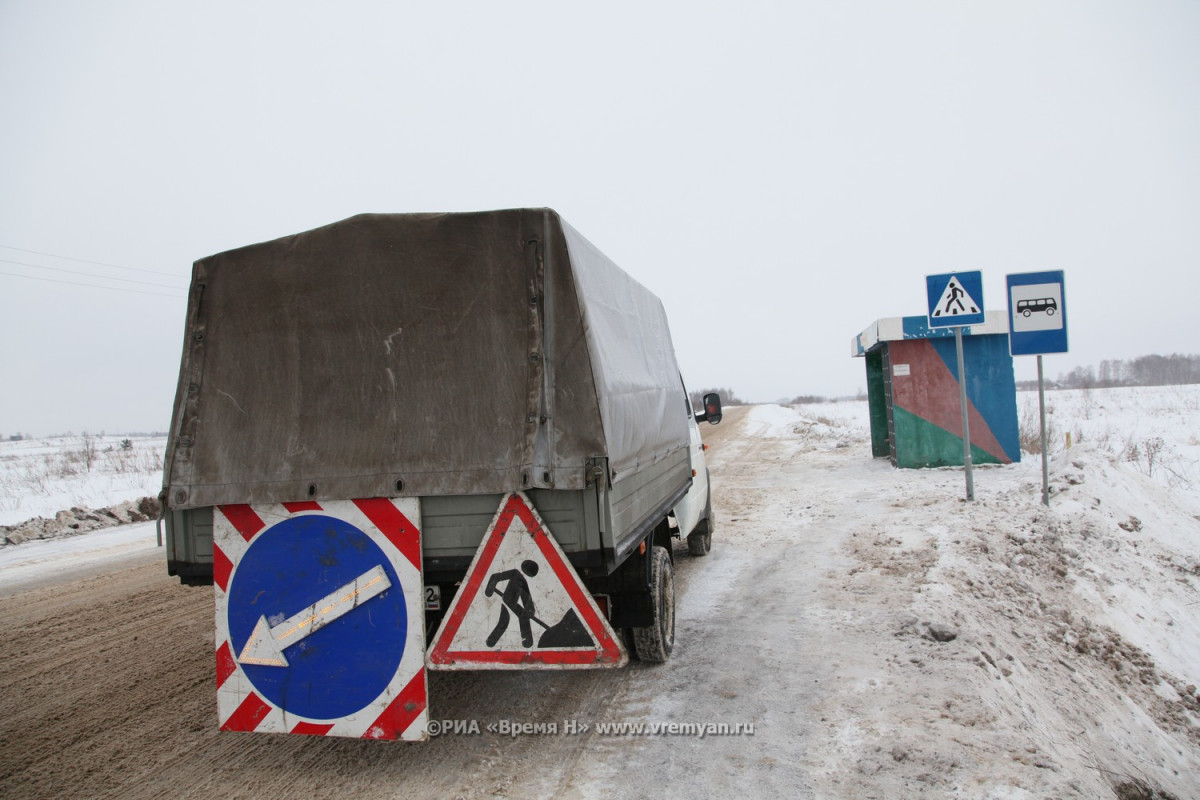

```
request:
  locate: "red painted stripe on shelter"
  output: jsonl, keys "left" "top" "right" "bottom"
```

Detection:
{"left": 221, "top": 692, "right": 272, "bottom": 732}
{"left": 353, "top": 498, "right": 421, "bottom": 570}
{"left": 291, "top": 721, "right": 336, "bottom": 736}
{"left": 363, "top": 669, "right": 427, "bottom": 739}
{"left": 888, "top": 340, "right": 1010, "bottom": 463}
{"left": 213, "top": 544, "right": 233, "bottom": 593}
{"left": 219, "top": 504, "right": 266, "bottom": 542}
{"left": 215, "top": 641, "right": 238, "bottom": 688}
{"left": 282, "top": 501, "right": 324, "bottom": 513}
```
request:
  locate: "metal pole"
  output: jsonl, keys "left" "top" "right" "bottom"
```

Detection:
{"left": 955, "top": 326, "right": 974, "bottom": 501}
{"left": 1038, "top": 354, "right": 1049, "bottom": 506}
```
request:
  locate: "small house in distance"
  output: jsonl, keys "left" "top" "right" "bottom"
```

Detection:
{"left": 851, "top": 313, "right": 1020, "bottom": 469}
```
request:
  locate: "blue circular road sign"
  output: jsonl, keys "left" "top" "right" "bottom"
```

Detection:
{"left": 226, "top": 515, "right": 408, "bottom": 720}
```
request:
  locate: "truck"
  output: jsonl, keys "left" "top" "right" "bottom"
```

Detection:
{"left": 160, "top": 208, "right": 721, "bottom": 740}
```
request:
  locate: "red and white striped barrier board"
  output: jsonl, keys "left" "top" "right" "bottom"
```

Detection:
{"left": 214, "top": 498, "right": 427, "bottom": 740}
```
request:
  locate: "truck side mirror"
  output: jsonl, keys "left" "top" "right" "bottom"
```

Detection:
{"left": 697, "top": 392, "right": 722, "bottom": 425}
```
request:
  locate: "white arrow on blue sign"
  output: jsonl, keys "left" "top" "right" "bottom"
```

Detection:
{"left": 214, "top": 498, "right": 428, "bottom": 740}
{"left": 926, "top": 271, "right": 986, "bottom": 328}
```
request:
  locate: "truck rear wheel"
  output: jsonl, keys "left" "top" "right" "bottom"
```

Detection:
{"left": 687, "top": 494, "right": 714, "bottom": 556}
{"left": 632, "top": 546, "right": 674, "bottom": 662}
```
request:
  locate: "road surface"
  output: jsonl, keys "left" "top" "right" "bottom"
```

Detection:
{"left": 0, "top": 406, "right": 830, "bottom": 799}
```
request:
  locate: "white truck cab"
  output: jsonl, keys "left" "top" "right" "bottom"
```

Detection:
{"left": 672, "top": 389, "right": 721, "bottom": 556}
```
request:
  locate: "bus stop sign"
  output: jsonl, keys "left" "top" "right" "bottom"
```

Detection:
{"left": 1006, "top": 270, "right": 1068, "bottom": 356}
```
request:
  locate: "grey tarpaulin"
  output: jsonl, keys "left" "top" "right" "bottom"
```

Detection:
{"left": 163, "top": 209, "right": 689, "bottom": 509}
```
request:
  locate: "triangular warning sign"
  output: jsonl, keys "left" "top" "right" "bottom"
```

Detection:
{"left": 931, "top": 275, "right": 981, "bottom": 318}
{"left": 426, "top": 493, "right": 628, "bottom": 670}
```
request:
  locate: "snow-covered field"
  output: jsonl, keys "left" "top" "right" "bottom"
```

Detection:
{"left": 0, "top": 386, "right": 1197, "bottom": 799}
{"left": 1020, "top": 384, "right": 1200, "bottom": 489}
{"left": 0, "top": 434, "right": 165, "bottom": 526}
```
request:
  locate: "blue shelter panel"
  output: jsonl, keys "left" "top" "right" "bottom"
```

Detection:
{"left": 928, "top": 336, "right": 1020, "bottom": 463}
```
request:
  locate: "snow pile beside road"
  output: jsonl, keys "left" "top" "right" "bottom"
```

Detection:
{"left": 1, "top": 496, "right": 161, "bottom": 547}
{"left": 897, "top": 445, "right": 1200, "bottom": 798}
{"left": 759, "top": 393, "right": 1200, "bottom": 798}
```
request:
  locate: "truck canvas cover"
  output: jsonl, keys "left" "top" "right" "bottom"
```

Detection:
{"left": 164, "top": 209, "right": 689, "bottom": 509}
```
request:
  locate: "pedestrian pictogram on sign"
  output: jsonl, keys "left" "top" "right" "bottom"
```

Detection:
{"left": 427, "top": 493, "right": 628, "bottom": 670}
{"left": 927, "top": 272, "right": 985, "bottom": 327}
{"left": 214, "top": 498, "right": 428, "bottom": 740}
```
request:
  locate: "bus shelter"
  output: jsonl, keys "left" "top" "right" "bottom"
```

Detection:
{"left": 851, "top": 313, "right": 1020, "bottom": 468}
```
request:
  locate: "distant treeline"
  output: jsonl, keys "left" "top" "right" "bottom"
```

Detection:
{"left": 1020, "top": 353, "right": 1200, "bottom": 390}
{"left": 690, "top": 388, "right": 867, "bottom": 407}
{"left": 690, "top": 387, "right": 747, "bottom": 408}
{"left": 3, "top": 431, "right": 168, "bottom": 442}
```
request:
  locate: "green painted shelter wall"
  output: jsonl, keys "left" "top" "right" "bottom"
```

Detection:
{"left": 891, "top": 406, "right": 1006, "bottom": 469}
{"left": 865, "top": 351, "right": 889, "bottom": 457}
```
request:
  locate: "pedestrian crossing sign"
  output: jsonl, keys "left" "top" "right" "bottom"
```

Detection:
{"left": 926, "top": 271, "right": 986, "bottom": 328}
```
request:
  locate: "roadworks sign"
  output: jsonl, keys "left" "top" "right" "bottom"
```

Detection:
{"left": 427, "top": 493, "right": 628, "bottom": 670}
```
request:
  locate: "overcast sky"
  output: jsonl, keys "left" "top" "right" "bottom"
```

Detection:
{"left": 2, "top": 1, "right": 1197, "bottom": 435}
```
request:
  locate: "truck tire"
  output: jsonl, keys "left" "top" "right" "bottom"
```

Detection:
{"left": 632, "top": 546, "right": 675, "bottom": 662}
{"left": 687, "top": 494, "right": 714, "bottom": 556}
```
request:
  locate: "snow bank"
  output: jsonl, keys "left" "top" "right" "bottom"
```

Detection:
{"left": 770, "top": 388, "right": 1200, "bottom": 798}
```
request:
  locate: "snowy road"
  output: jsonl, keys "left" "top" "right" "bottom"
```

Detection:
{"left": 1, "top": 402, "right": 1197, "bottom": 799}
{"left": 1, "top": 406, "right": 826, "bottom": 799}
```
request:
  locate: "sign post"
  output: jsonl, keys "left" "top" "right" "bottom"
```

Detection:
{"left": 954, "top": 326, "right": 974, "bottom": 500}
{"left": 926, "top": 271, "right": 986, "bottom": 501}
{"left": 1006, "top": 270, "right": 1068, "bottom": 505}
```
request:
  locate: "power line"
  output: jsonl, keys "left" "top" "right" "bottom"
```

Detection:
{"left": 0, "top": 258, "right": 183, "bottom": 289}
{"left": 0, "top": 270, "right": 186, "bottom": 298}
{"left": 0, "top": 244, "right": 181, "bottom": 278}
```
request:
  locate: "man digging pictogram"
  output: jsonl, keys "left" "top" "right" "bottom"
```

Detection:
{"left": 484, "top": 560, "right": 540, "bottom": 647}
{"left": 483, "top": 559, "right": 593, "bottom": 649}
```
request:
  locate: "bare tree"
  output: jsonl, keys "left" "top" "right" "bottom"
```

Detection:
{"left": 690, "top": 387, "right": 745, "bottom": 408}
